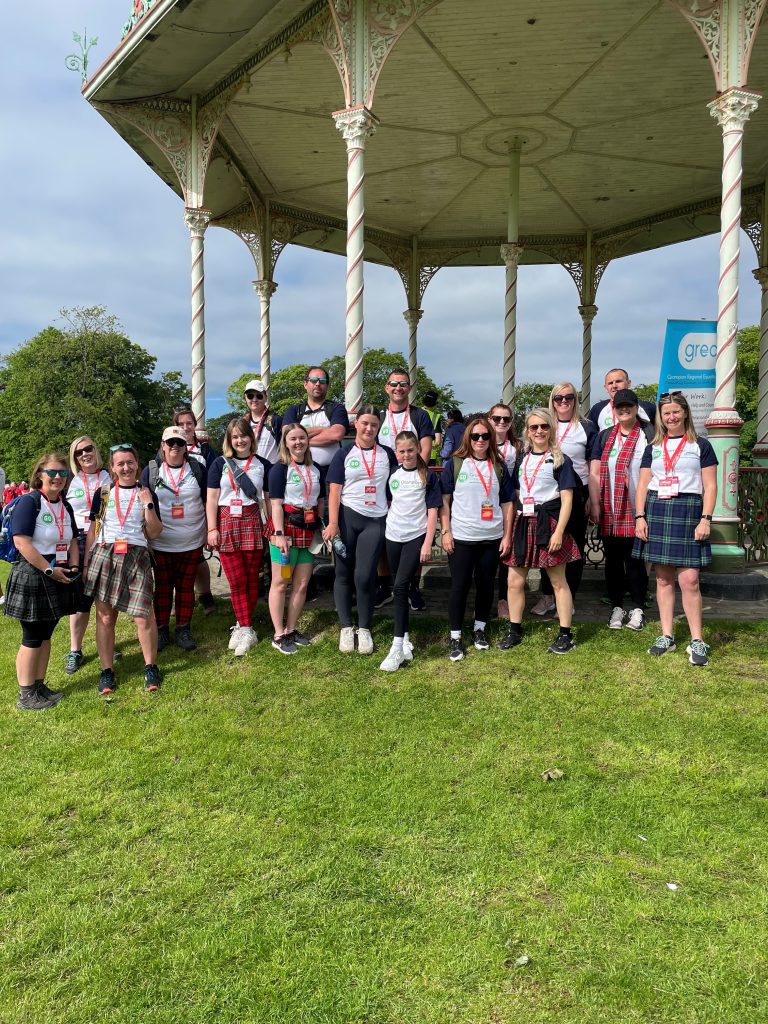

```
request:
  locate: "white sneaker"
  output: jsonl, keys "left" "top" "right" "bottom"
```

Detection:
{"left": 339, "top": 626, "right": 355, "bottom": 653}
{"left": 402, "top": 637, "right": 414, "bottom": 662}
{"left": 228, "top": 625, "right": 243, "bottom": 651}
{"left": 357, "top": 628, "right": 374, "bottom": 655}
{"left": 233, "top": 626, "right": 257, "bottom": 656}
{"left": 608, "top": 607, "right": 626, "bottom": 629}
{"left": 379, "top": 645, "right": 405, "bottom": 672}
{"left": 531, "top": 595, "right": 556, "bottom": 616}
{"left": 625, "top": 608, "right": 645, "bottom": 631}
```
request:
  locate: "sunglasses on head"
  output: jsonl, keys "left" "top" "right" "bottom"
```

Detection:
{"left": 245, "top": 390, "right": 264, "bottom": 400}
{"left": 659, "top": 390, "right": 683, "bottom": 401}
{"left": 164, "top": 438, "right": 187, "bottom": 448}
{"left": 553, "top": 393, "right": 575, "bottom": 403}
{"left": 490, "top": 414, "right": 511, "bottom": 423}
{"left": 529, "top": 424, "right": 550, "bottom": 432}
{"left": 470, "top": 431, "right": 491, "bottom": 441}
{"left": 74, "top": 443, "right": 95, "bottom": 458}
{"left": 41, "top": 468, "right": 70, "bottom": 478}
{"left": 305, "top": 376, "right": 328, "bottom": 385}
{"left": 110, "top": 444, "right": 134, "bottom": 453}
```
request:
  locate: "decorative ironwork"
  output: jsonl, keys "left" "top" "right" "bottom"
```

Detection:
{"left": 742, "top": 188, "right": 763, "bottom": 261}
{"left": 739, "top": 467, "right": 768, "bottom": 564}
{"left": 584, "top": 523, "right": 606, "bottom": 569}
{"left": 65, "top": 29, "right": 98, "bottom": 84}
{"left": 121, "top": 0, "right": 160, "bottom": 40}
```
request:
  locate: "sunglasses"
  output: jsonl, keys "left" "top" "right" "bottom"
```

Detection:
{"left": 553, "top": 394, "right": 575, "bottom": 403}
{"left": 529, "top": 424, "right": 550, "bottom": 432}
{"left": 75, "top": 444, "right": 95, "bottom": 458}
{"left": 41, "top": 468, "right": 70, "bottom": 478}
{"left": 110, "top": 444, "right": 134, "bottom": 453}
{"left": 659, "top": 390, "right": 684, "bottom": 401}
{"left": 490, "top": 415, "right": 511, "bottom": 424}
{"left": 305, "top": 377, "right": 328, "bottom": 385}
{"left": 245, "top": 390, "right": 264, "bottom": 400}
{"left": 470, "top": 431, "right": 491, "bottom": 441}
{"left": 387, "top": 381, "right": 410, "bottom": 389}
{"left": 164, "top": 438, "right": 187, "bottom": 448}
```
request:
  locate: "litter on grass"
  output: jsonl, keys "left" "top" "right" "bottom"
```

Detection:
{"left": 514, "top": 955, "right": 530, "bottom": 968}
{"left": 638, "top": 835, "right": 648, "bottom": 842}
{"left": 541, "top": 768, "right": 564, "bottom": 781}
{"left": 666, "top": 882, "right": 679, "bottom": 891}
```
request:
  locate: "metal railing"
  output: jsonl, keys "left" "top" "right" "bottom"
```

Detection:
{"left": 738, "top": 466, "right": 768, "bottom": 564}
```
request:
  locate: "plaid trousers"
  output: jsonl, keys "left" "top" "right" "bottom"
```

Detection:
{"left": 218, "top": 547, "right": 263, "bottom": 626}
{"left": 153, "top": 547, "right": 203, "bottom": 627}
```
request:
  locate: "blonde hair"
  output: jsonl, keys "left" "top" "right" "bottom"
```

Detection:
{"left": 69, "top": 436, "right": 103, "bottom": 475}
{"left": 30, "top": 453, "right": 70, "bottom": 490}
{"left": 279, "top": 423, "right": 314, "bottom": 467}
{"left": 548, "top": 382, "right": 582, "bottom": 424}
{"left": 523, "top": 408, "right": 564, "bottom": 469}
{"left": 223, "top": 417, "right": 257, "bottom": 457}
{"left": 652, "top": 392, "right": 698, "bottom": 445}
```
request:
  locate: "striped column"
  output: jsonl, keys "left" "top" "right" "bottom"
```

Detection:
{"left": 403, "top": 308, "right": 423, "bottom": 403}
{"left": 578, "top": 304, "right": 598, "bottom": 411}
{"left": 753, "top": 266, "right": 768, "bottom": 466}
{"left": 333, "top": 106, "right": 377, "bottom": 417}
{"left": 706, "top": 89, "right": 760, "bottom": 569}
{"left": 500, "top": 243, "right": 523, "bottom": 403}
{"left": 253, "top": 279, "right": 278, "bottom": 391}
{"left": 184, "top": 208, "right": 212, "bottom": 426}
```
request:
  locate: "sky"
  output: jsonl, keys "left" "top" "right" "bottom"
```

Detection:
{"left": 0, "top": 1, "right": 762, "bottom": 420}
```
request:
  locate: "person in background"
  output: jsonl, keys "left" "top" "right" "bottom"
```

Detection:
{"left": 64, "top": 436, "right": 111, "bottom": 674}
{"left": 588, "top": 368, "right": 656, "bottom": 431}
{"left": 4, "top": 453, "right": 79, "bottom": 710}
{"left": 243, "top": 378, "right": 282, "bottom": 466}
{"left": 421, "top": 389, "right": 443, "bottom": 466}
{"left": 440, "top": 410, "right": 465, "bottom": 460}
{"left": 633, "top": 392, "right": 718, "bottom": 666}
{"left": 173, "top": 406, "right": 217, "bottom": 615}
{"left": 488, "top": 402, "right": 520, "bottom": 619}
{"left": 281, "top": 365, "right": 349, "bottom": 482}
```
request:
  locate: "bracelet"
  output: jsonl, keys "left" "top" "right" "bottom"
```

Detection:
{"left": 634, "top": 513, "right": 646, "bottom": 520}
{"left": 700, "top": 514, "right": 713, "bottom": 521}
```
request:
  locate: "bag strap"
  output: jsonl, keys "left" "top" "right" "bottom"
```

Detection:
{"left": 224, "top": 457, "right": 259, "bottom": 500}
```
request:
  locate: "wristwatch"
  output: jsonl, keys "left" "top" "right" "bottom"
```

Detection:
{"left": 143, "top": 502, "right": 155, "bottom": 511}
{"left": 274, "top": 530, "right": 284, "bottom": 536}
{"left": 701, "top": 514, "right": 713, "bottom": 521}
{"left": 44, "top": 566, "right": 54, "bottom": 577}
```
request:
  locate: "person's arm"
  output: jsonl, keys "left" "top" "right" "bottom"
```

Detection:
{"left": 419, "top": 435, "right": 433, "bottom": 463}
{"left": 139, "top": 487, "right": 163, "bottom": 539}
{"left": 83, "top": 522, "right": 96, "bottom": 570}
{"left": 270, "top": 497, "right": 289, "bottom": 555}
{"left": 420, "top": 507, "right": 438, "bottom": 563}
{"left": 549, "top": 488, "right": 573, "bottom": 552}
{"left": 634, "top": 468, "right": 652, "bottom": 542}
{"left": 588, "top": 459, "right": 602, "bottom": 523}
{"left": 206, "top": 488, "right": 221, "bottom": 549}
{"left": 440, "top": 494, "right": 454, "bottom": 554}
{"left": 306, "top": 423, "right": 346, "bottom": 444}
{"left": 322, "top": 483, "right": 342, "bottom": 541}
{"left": 695, "top": 464, "right": 718, "bottom": 541}
{"left": 499, "top": 501, "right": 514, "bottom": 559}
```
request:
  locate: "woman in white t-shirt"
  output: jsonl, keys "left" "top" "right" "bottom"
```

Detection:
{"left": 633, "top": 392, "right": 718, "bottom": 666}
{"left": 84, "top": 444, "right": 163, "bottom": 696}
{"left": 489, "top": 401, "right": 520, "bottom": 620}
{"left": 173, "top": 407, "right": 217, "bottom": 615}
{"left": 65, "top": 436, "right": 111, "bottom": 675}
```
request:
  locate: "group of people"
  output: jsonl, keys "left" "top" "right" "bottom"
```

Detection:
{"left": 2, "top": 480, "right": 30, "bottom": 507}
{"left": 3, "top": 365, "right": 718, "bottom": 710}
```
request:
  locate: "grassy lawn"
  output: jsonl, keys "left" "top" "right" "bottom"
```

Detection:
{"left": 1, "top": 568, "right": 767, "bottom": 1023}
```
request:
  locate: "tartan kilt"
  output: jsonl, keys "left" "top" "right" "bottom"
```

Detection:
{"left": 3, "top": 556, "right": 80, "bottom": 622}
{"left": 504, "top": 515, "right": 582, "bottom": 569}
{"left": 263, "top": 508, "right": 317, "bottom": 548}
{"left": 218, "top": 504, "right": 264, "bottom": 553}
{"left": 632, "top": 492, "right": 712, "bottom": 568}
{"left": 84, "top": 543, "right": 155, "bottom": 618}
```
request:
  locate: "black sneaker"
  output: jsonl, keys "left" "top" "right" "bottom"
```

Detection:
{"left": 272, "top": 633, "right": 298, "bottom": 655}
{"left": 648, "top": 635, "right": 676, "bottom": 656}
{"left": 374, "top": 584, "right": 393, "bottom": 609}
{"left": 157, "top": 626, "right": 170, "bottom": 652}
{"left": 548, "top": 633, "right": 576, "bottom": 654}
{"left": 36, "top": 680, "right": 64, "bottom": 704}
{"left": 17, "top": 686, "right": 56, "bottom": 711}
{"left": 498, "top": 627, "right": 523, "bottom": 650}
{"left": 143, "top": 664, "right": 162, "bottom": 692}
{"left": 174, "top": 625, "right": 197, "bottom": 651}
{"left": 64, "top": 650, "right": 83, "bottom": 675}
{"left": 472, "top": 628, "right": 490, "bottom": 650}
{"left": 98, "top": 668, "right": 116, "bottom": 695}
{"left": 687, "top": 639, "right": 710, "bottom": 666}
{"left": 198, "top": 592, "right": 215, "bottom": 616}
{"left": 449, "top": 637, "right": 465, "bottom": 662}
{"left": 409, "top": 586, "right": 426, "bottom": 612}
{"left": 290, "top": 630, "right": 311, "bottom": 647}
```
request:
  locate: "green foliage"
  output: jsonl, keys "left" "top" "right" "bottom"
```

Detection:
{"left": 735, "top": 325, "right": 759, "bottom": 465}
{"left": 0, "top": 307, "right": 190, "bottom": 478}
{"left": 511, "top": 382, "right": 554, "bottom": 433}
{"left": 633, "top": 382, "right": 658, "bottom": 404}
{"left": 204, "top": 413, "right": 238, "bottom": 451}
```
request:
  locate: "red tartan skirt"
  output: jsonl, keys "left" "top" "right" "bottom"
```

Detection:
{"left": 217, "top": 504, "right": 264, "bottom": 553}
{"left": 504, "top": 514, "right": 582, "bottom": 569}
{"left": 263, "top": 506, "right": 318, "bottom": 549}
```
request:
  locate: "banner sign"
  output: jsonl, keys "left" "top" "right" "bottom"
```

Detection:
{"left": 658, "top": 319, "right": 717, "bottom": 435}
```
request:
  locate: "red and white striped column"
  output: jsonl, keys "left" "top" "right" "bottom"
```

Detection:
{"left": 753, "top": 265, "right": 768, "bottom": 466}
{"left": 253, "top": 279, "right": 278, "bottom": 391}
{"left": 578, "top": 303, "right": 598, "bottom": 411}
{"left": 184, "top": 208, "right": 212, "bottom": 425}
{"left": 501, "top": 244, "right": 524, "bottom": 403}
{"left": 333, "top": 106, "right": 377, "bottom": 417}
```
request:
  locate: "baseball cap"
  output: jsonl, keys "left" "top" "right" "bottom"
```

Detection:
{"left": 244, "top": 378, "right": 267, "bottom": 395}
{"left": 162, "top": 426, "right": 188, "bottom": 443}
{"left": 613, "top": 388, "right": 638, "bottom": 407}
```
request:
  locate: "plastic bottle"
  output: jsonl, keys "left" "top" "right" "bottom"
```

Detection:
{"left": 280, "top": 549, "right": 292, "bottom": 580}
{"left": 332, "top": 536, "right": 347, "bottom": 559}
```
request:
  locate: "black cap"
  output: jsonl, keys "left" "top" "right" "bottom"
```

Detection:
{"left": 422, "top": 389, "right": 438, "bottom": 406}
{"left": 613, "top": 388, "right": 638, "bottom": 407}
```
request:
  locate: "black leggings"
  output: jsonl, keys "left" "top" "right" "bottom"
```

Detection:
{"left": 603, "top": 536, "right": 648, "bottom": 609}
{"left": 21, "top": 619, "right": 58, "bottom": 648}
{"left": 386, "top": 535, "right": 424, "bottom": 636}
{"left": 334, "top": 506, "right": 387, "bottom": 629}
{"left": 447, "top": 538, "right": 500, "bottom": 631}
{"left": 541, "top": 484, "right": 587, "bottom": 599}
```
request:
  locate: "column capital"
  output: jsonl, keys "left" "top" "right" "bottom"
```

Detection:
{"left": 332, "top": 105, "right": 378, "bottom": 147}
{"left": 253, "top": 279, "right": 278, "bottom": 300}
{"left": 500, "top": 243, "right": 524, "bottom": 267}
{"left": 578, "top": 303, "right": 598, "bottom": 325}
{"left": 708, "top": 88, "right": 761, "bottom": 132}
{"left": 753, "top": 266, "right": 768, "bottom": 289}
{"left": 184, "top": 207, "right": 212, "bottom": 236}
{"left": 403, "top": 308, "right": 424, "bottom": 328}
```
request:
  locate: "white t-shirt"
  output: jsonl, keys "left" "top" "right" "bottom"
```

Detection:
{"left": 327, "top": 444, "right": 399, "bottom": 518}
{"left": 441, "top": 457, "right": 514, "bottom": 542}
{"left": 377, "top": 406, "right": 434, "bottom": 450}
{"left": 595, "top": 399, "right": 651, "bottom": 429}
{"left": 513, "top": 452, "right": 581, "bottom": 505}
{"left": 186, "top": 444, "right": 207, "bottom": 466}
{"left": 385, "top": 466, "right": 442, "bottom": 543}
{"left": 268, "top": 462, "right": 323, "bottom": 508}
{"left": 67, "top": 470, "right": 111, "bottom": 531}
{"left": 13, "top": 493, "right": 76, "bottom": 557}
{"left": 208, "top": 456, "right": 271, "bottom": 507}
{"left": 497, "top": 440, "right": 518, "bottom": 476}
{"left": 250, "top": 414, "right": 279, "bottom": 465}
{"left": 91, "top": 484, "right": 151, "bottom": 549}
{"left": 641, "top": 437, "right": 718, "bottom": 495}
{"left": 148, "top": 462, "right": 206, "bottom": 553}
{"left": 555, "top": 419, "right": 594, "bottom": 485}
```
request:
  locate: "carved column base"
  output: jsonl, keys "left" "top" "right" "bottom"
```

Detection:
{"left": 704, "top": 413, "right": 745, "bottom": 573}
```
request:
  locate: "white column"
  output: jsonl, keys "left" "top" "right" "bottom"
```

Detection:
{"left": 333, "top": 106, "right": 377, "bottom": 417}
{"left": 253, "top": 279, "right": 277, "bottom": 391}
{"left": 501, "top": 244, "right": 524, "bottom": 403}
{"left": 578, "top": 303, "right": 598, "bottom": 410}
{"left": 184, "top": 207, "right": 212, "bottom": 425}
{"left": 403, "top": 308, "right": 424, "bottom": 403}
{"left": 753, "top": 266, "right": 768, "bottom": 465}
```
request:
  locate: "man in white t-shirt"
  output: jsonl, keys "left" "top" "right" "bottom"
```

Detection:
{"left": 588, "top": 367, "right": 656, "bottom": 431}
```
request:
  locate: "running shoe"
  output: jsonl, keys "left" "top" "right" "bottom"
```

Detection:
{"left": 339, "top": 627, "right": 355, "bottom": 653}
{"left": 174, "top": 625, "right": 197, "bottom": 651}
{"left": 272, "top": 633, "right": 298, "bottom": 655}
{"left": 548, "top": 633, "right": 576, "bottom": 655}
{"left": 531, "top": 596, "right": 556, "bottom": 616}
{"left": 472, "top": 628, "right": 490, "bottom": 651}
{"left": 498, "top": 627, "right": 523, "bottom": 650}
{"left": 98, "top": 668, "right": 116, "bottom": 696}
{"left": 357, "top": 628, "right": 374, "bottom": 655}
{"left": 374, "top": 584, "right": 393, "bottom": 609}
{"left": 143, "top": 664, "right": 162, "bottom": 692}
{"left": 608, "top": 607, "right": 626, "bottom": 630}
{"left": 449, "top": 638, "right": 465, "bottom": 662}
{"left": 36, "top": 681, "right": 64, "bottom": 704}
{"left": 64, "top": 650, "right": 83, "bottom": 675}
{"left": 625, "top": 608, "right": 645, "bottom": 631}
{"left": 379, "top": 645, "right": 405, "bottom": 672}
{"left": 408, "top": 586, "right": 426, "bottom": 611}
{"left": 402, "top": 636, "right": 414, "bottom": 662}
{"left": 290, "top": 631, "right": 311, "bottom": 647}
{"left": 648, "top": 635, "right": 676, "bottom": 656}
{"left": 228, "top": 625, "right": 243, "bottom": 651}
{"left": 687, "top": 639, "right": 710, "bottom": 666}
{"left": 234, "top": 627, "right": 257, "bottom": 657}
{"left": 17, "top": 687, "right": 56, "bottom": 711}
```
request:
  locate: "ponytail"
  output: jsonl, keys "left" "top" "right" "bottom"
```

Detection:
{"left": 394, "top": 430, "right": 428, "bottom": 486}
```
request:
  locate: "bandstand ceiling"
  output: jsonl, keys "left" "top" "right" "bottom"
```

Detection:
{"left": 86, "top": 0, "right": 768, "bottom": 269}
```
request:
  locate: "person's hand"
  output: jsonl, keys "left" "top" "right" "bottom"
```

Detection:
{"left": 548, "top": 529, "right": 563, "bottom": 553}
{"left": 51, "top": 566, "right": 72, "bottom": 583}
{"left": 635, "top": 518, "right": 648, "bottom": 542}
{"left": 419, "top": 541, "right": 431, "bottom": 564}
{"left": 322, "top": 523, "right": 338, "bottom": 543}
{"left": 139, "top": 487, "right": 154, "bottom": 507}
{"left": 499, "top": 535, "right": 512, "bottom": 560}
{"left": 441, "top": 528, "right": 454, "bottom": 555}
{"left": 694, "top": 518, "right": 711, "bottom": 542}
{"left": 207, "top": 528, "right": 220, "bottom": 550}
{"left": 273, "top": 534, "right": 289, "bottom": 555}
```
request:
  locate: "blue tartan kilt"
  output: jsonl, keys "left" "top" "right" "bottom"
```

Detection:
{"left": 632, "top": 492, "right": 712, "bottom": 568}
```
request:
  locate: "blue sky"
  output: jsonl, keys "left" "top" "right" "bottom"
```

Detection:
{"left": 0, "top": 1, "right": 762, "bottom": 418}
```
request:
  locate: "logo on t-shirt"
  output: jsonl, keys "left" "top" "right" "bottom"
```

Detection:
{"left": 349, "top": 459, "right": 360, "bottom": 469}
{"left": 603, "top": 413, "right": 613, "bottom": 427}
{"left": 457, "top": 471, "right": 468, "bottom": 483}
{"left": 381, "top": 426, "right": 390, "bottom": 436}
{"left": 609, "top": 447, "right": 618, "bottom": 459}
{"left": 73, "top": 488, "right": 85, "bottom": 499}
{"left": 290, "top": 473, "right": 301, "bottom": 484}
{"left": 390, "top": 480, "right": 400, "bottom": 490}
{"left": 41, "top": 513, "right": 53, "bottom": 524}
{"left": 107, "top": 499, "right": 116, "bottom": 510}
{"left": 652, "top": 447, "right": 662, "bottom": 458}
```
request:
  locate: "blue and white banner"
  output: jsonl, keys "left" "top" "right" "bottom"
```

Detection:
{"left": 658, "top": 319, "right": 717, "bottom": 435}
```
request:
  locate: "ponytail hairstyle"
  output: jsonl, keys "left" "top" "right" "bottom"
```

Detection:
{"left": 394, "top": 430, "right": 428, "bottom": 486}
{"left": 358, "top": 404, "right": 381, "bottom": 420}
{"left": 523, "top": 408, "right": 564, "bottom": 469}
{"left": 488, "top": 402, "right": 521, "bottom": 453}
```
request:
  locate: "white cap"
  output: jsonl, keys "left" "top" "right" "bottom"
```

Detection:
{"left": 162, "top": 426, "right": 187, "bottom": 443}
{"left": 244, "top": 378, "right": 267, "bottom": 394}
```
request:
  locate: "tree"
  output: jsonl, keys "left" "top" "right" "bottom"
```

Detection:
{"left": 633, "top": 383, "right": 658, "bottom": 404}
{"left": 735, "top": 325, "right": 759, "bottom": 465}
{"left": 511, "top": 382, "right": 554, "bottom": 433}
{"left": 0, "top": 306, "right": 190, "bottom": 479}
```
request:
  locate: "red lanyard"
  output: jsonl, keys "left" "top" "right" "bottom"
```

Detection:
{"left": 557, "top": 421, "right": 573, "bottom": 446}
{"left": 359, "top": 445, "right": 378, "bottom": 479}
{"left": 470, "top": 458, "right": 493, "bottom": 497}
{"left": 662, "top": 436, "right": 687, "bottom": 475}
{"left": 114, "top": 487, "right": 138, "bottom": 530}
{"left": 163, "top": 460, "right": 187, "bottom": 498}
{"left": 251, "top": 411, "right": 267, "bottom": 443}
{"left": 387, "top": 406, "right": 409, "bottom": 439}
{"left": 80, "top": 472, "right": 100, "bottom": 508}
{"left": 500, "top": 440, "right": 509, "bottom": 466}
{"left": 42, "top": 497, "right": 66, "bottom": 540}
{"left": 522, "top": 453, "right": 547, "bottom": 496}
{"left": 227, "top": 456, "right": 254, "bottom": 495}
{"left": 292, "top": 461, "right": 313, "bottom": 505}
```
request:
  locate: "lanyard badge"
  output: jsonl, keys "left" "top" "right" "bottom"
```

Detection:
{"left": 658, "top": 437, "right": 686, "bottom": 499}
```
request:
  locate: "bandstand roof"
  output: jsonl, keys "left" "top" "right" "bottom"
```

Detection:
{"left": 85, "top": 0, "right": 768, "bottom": 276}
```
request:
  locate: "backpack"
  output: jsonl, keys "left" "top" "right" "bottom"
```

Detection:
{"left": 295, "top": 399, "right": 336, "bottom": 423}
{"left": 0, "top": 492, "right": 77, "bottom": 563}
{"left": 148, "top": 458, "right": 206, "bottom": 492}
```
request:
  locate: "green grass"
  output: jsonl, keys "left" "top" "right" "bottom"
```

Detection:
{"left": 0, "top": 573, "right": 767, "bottom": 1023}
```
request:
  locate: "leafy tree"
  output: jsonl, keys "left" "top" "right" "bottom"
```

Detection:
{"left": 735, "top": 325, "right": 759, "bottom": 465}
{"left": 633, "top": 383, "right": 658, "bottom": 404}
{"left": 0, "top": 306, "right": 190, "bottom": 479}
{"left": 511, "top": 382, "right": 554, "bottom": 433}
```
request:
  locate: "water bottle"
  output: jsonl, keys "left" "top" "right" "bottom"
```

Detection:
{"left": 280, "top": 549, "right": 292, "bottom": 580}
{"left": 332, "top": 536, "right": 347, "bottom": 559}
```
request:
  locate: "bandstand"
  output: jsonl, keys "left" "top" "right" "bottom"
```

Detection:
{"left": 83, "top": 0, "right": 768, "bottom": 571}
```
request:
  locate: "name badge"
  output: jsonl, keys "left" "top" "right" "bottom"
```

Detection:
{"left": 55, "top": 542, "right": 68, "bottom": 565}
{"left": 114, "top": 537, "right": 128, "bottom": 554}
{"left": 522, "top": 496, "right": 536, "bottom": 517}
{"left": 480, "top": 502, "right": 494, "bottom": 522}
{"left": 658, "top": 476, "right": 679, "bottom": 499}
{"left": 171, "top": 502, "right": 185, "bottom": 519}
{"left": 364, "top": 486, "right": 376, "bottom": 495}
{"left": 303, "top": 508, "right": 316, "bottom": 525}
{"left": 230, "top": 498, "right": 243, "bottom": 518}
